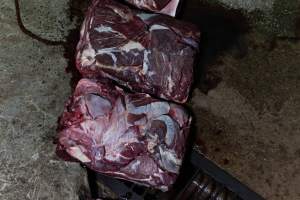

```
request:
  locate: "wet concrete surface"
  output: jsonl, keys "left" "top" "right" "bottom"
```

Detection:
{"left": 0, "top": 0, "right": 299, "bottom": 200}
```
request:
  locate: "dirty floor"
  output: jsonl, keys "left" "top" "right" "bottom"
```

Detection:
{"left": 0, "top": 0, "right": 299, "bottom": 200}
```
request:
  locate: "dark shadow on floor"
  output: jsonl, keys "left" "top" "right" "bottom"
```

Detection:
{"left": 177, "top": 0, "right": 250, "bottom": 94}
{"left": 64, "top": 0, "right": 91, "bottom": 91}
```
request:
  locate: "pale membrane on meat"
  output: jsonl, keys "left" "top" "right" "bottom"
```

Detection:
{"left": 80, "top": 119, "right": 110, "bottom": 143}
{"left": 136, "top": 13, "right": 157, "bottom": 21}
{"left": 85, "top": 94, "right": 112, "bottom": 118}
{"left": 158, "top": 146, "right": 181, "bottom": 173}
{"left": 160, "top": 0, "right": 180, "bottom": 16}
{"left": 101, "top": 98, "right": 128, "bottom": 146}
{"left": 123, "top": 155, "right": 158, "bottom": 176}
{"left": 142, "top": 50, "right": 151, "bottom": 75}
{"left": 127, "top": 101, "right": 170, "bottom": 118}
{"left": 155, "top": 115, "right": 179, "bottom": 146}
{"left": 101, "top": 99, "right": 139, "bottom": 163}
{"left": 57, "top": 79, "right": 191, "bottom": 190}
{"left": 149, "top": 24, "right": 169, "bottom": 31}
{"left": 94, "top": 25, "right": 125, "bottom": 36}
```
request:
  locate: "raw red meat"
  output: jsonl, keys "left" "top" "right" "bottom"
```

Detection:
{"left": 76, "top": 0, "right": 200, "bottom": 103}
{"left": 56, "top": 79, "right": 191, "bottom": 191}
{"left": 123, "top": 0, "right": 180, "bottom": 16}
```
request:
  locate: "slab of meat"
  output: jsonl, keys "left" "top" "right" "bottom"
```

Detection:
{"left": 56, "top": 79, "right": 191, "bottom": 191}
{"left": 76, "top": 0, "right": 200, "bottom": 103}
{"left": 123, "top": 0, "right": 180, "bottom": 16}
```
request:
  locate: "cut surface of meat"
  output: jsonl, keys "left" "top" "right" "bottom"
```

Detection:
{"left": 76, "top": 0, "right": 200, "bottom": 103}
{"left": 123, "top": 0, "right": 180, "bottom": 16}
{"left": 56, "top": 79, "right": 191, "bottom": 191}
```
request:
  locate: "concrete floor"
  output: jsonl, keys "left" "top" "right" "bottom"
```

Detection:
{"left": 0, "top": 0, "right": 299, "bottom": 200}
{"left": 191, "top": 33, "right": 300, "bottom": 199}
{"left": 0, "top": 1, "right": 88, "bottom": 200}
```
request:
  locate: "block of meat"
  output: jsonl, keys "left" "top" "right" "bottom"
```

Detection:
{"left": 56, "top": 79, "right": 191, "bottom": 191}
{"left": 123, "top": 0, "right": 180, "bottom": 16}
{"left": 76, "top": 0, "right": 200, "bottom": 103}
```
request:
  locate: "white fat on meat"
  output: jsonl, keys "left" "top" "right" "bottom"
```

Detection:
{"left": 120, "top": 41, "right": 145, "bottom": 53}
{"left": 149, "top": 24, "right": 169, "bottom": 32}
{"left": 80, "top": 43, "right": 96, "bottom": 67}
{"left": 147, "top": 134, "right": 158, "bottom": 153}
{"left": 80, "top": 18, "right": 87, "bottom": 37}
{"left": 129, "top": 160, "right": 141, "bottom": 172}
{"left": 78, "top": 29, "right": 97, "bottom": 67}
{"left": 110, "top": 6, "right": 131, "bottom": 20}
{"left": 148, "top": 71, "right": 156, "bottom": 77}
{"left": 167, "top": 76, "right": 175, "bottom": 94}
{"left": 67, "top": 146, "right": 91, "bottom": 163}
{"left": 142, "top": 50, "right": 151, "bottom": 74}
{"left": 95, "top": 41, "right": 144, "bottom": 68}
{"left": 131, "top": 0, "right": 157, "bottom": 10}
{"left": 94, "top": 25, "right": 125, "bottom": 38}
{"left": 95, "top": 25, "right": 114, "bottom": 33}
{"left": 159, "top": 186, "right": 169, "bottom": 192}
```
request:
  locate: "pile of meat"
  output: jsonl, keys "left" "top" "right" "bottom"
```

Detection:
{"left": 77, "top": 0, "right": 200, "bottom": 103}
{"left": 56, "top": 0, "right": 200, "bottom": 191}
